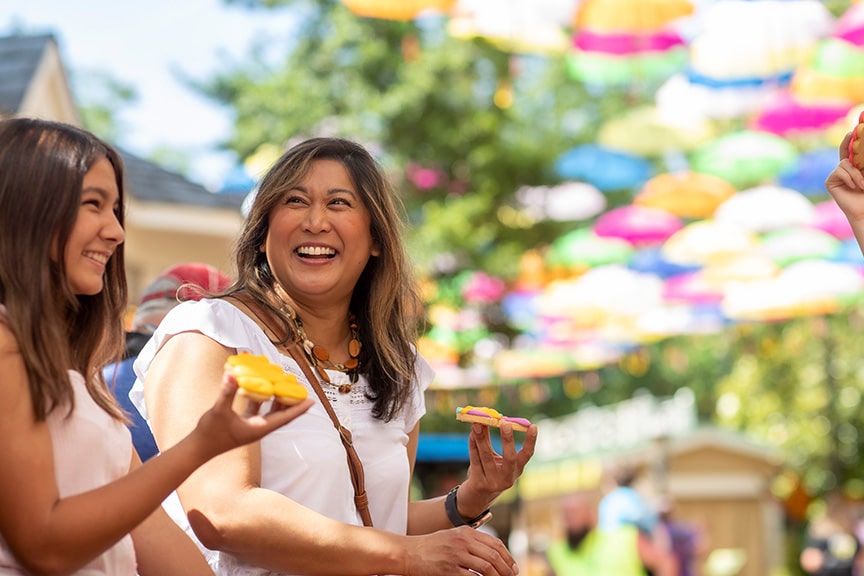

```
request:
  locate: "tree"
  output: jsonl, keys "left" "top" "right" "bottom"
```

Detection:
{"left": 207, "top": 0, "right": 648, "bottom": 279}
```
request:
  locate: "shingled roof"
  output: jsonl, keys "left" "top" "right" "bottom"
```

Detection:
{"left": 0, "top": 33, "right": 53, "bottom": 115}
{"left": 0, "top": 32, "right": 243, "bottom": 211}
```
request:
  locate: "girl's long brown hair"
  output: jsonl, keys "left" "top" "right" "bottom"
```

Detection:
{"left": 229, "top": 138, "right": 424, "bottom": 421}
{"left": 0, "top": 118, "right": 128, "bottom": 421}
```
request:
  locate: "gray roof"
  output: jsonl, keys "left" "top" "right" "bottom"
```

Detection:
{"left": 119, "top": 149, "right": 244, "bottom": 209}
{"left": 0, "top": 32, "right": 242, "bottom": 211}
{"left": 0, "top": 33, "right": 53, "bottom": 115}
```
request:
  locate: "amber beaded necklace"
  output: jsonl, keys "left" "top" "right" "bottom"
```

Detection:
{"left": 279, "top": 302, "right": 360, "bottom": 394}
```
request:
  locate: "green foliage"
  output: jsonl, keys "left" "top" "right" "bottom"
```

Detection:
{"left": 207, "top": 0, "right": 650, "bottom": 279}
{"left": 212, "top": 0, "right": 864, "bottom": 503}
{"left": 72, "top": 69, "right": 137, "bottom": 143}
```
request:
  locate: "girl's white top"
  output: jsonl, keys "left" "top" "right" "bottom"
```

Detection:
{"left": 131, "top": 298, "right": 433, "bottom": 576}
{"left": 0, "top": 371, "right": 136, "bottom": 575}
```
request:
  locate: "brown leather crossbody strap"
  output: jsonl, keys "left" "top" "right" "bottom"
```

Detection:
{"left": 232, "top": 295, "right": 374, "bottom": 528}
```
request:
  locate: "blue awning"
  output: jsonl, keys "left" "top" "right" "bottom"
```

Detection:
{"left": 417, "top": 433, "right": 507, "bottom": 462}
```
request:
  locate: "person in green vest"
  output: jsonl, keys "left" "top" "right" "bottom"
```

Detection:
{"left": 546, "top": 492, "right": 679, "bottom": 576}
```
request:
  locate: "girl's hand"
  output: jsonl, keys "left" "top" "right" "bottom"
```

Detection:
{"left": 457, "top": 421, "right": 538, "bottom": 518}
{"left": 192, "top": 372, "right": 313, "bottom": 460}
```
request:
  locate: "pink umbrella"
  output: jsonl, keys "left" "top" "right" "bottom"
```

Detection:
{"left": 663, "top": 272, "right": 723, "bottom": 305}
{"left": 834, "top": 2, "right": 864, "bottom": 46}
{"left": 812, "top": 200, "right": 855, "bottom": 240}
{"left": 751, "top": 93, "right": 852, "bottom": 136}
{"left": 594, "top": 205, "right": 684, "bottom": 246}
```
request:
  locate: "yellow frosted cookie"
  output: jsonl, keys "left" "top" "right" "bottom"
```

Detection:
{"left": 225, "top": 353, "right": 308, "bottom": 405}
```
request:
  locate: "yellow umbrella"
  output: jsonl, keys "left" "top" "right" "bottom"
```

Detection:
{"left": 634, "top": 172, "right": 737, "bottom": 219}
{"left": 574, "top": 0, "right": 694, "bottom": 33}
{"left": 342, "top": 0, "right": 456, "bottom": 20}
{"left": 598, "top": 106, "right": 715, "bottom": 157}
{"left": 661, "top": 220, "right": 759, "bottom": 266}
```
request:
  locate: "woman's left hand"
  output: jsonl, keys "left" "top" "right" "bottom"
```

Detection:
{"left": 457, "top": 421, "right": 538, "bottom": 518}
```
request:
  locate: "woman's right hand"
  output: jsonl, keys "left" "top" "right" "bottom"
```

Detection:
{"left": 826, "top": 131, "right": 864, "bottom": 223}
{"left": 404, "top": 526, "right": 519, "bottom": 576}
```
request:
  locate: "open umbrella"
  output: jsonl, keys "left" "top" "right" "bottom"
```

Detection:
{"left": 342, "top": 0, "right": 456, "bottom": 20}
{"left": 546, "top": 228, "right": 634, "bottom": 271}
{"left": 634, "top": 171, "right": 736, "bottom": 219}
{"left": 759, "top": 228, "right": 841, "bottom": 267}
{"left": 573, "top": 0, "right": 694, "bottom": 33}
{"left": 594, "top": 205, "right": 684, "bottom": 246}
{"left": 751, "top": 93, "right": 852, "bottom": 137}
{"left": 713, "top": 185, "right": 816, "bottom": 233}
{"left": 812, "top": 199, "right": 855, "bottom": 240}
{"left": 554, "top": 144, "right": 654, "bottom": 191}
{"left": 516, "top": 181, "right": 607, "bottom": 222}
{"left": 689, "top": 130, "right": 799, "bottom": 189}
{"left": 778, "top": 148, "right": 842, "bottom": 196}
{"left": 598, "top": 106, "right": 715, "bottom": 156}
{"left": 723, "top": 260, "right": 864, "bottom": 322}
{"left": 661, "top": 220, "right": 759, "bottom": 266}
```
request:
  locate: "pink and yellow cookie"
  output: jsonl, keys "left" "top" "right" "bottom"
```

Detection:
{"left": 225, "top": 353, "right": 308, "bottom": 406}
{"left": 849, "top": 111, "right": 864, "bottom": 170}
{"left": 455, "top": 406, "right": 532, "bottom": 433}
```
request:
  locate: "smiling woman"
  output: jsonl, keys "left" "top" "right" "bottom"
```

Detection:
{"left": 131, "top": 136, "right": 538, "bottom": 576}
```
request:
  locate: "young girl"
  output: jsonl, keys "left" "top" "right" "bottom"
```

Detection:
{"left": 0, "top": 117, "right": 312, "bottom": 575}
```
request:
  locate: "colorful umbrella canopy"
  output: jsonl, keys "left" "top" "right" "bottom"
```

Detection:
{"left": 597, "top": 106, "right": 715, "bottom": 156}
{"left": 713, "top": 185, "right": 816, "bottom": 233}
{"left": 554, "top": 144, "right": 654, "bottom": 191}
{"left": 687, "top": 0, "right": 833, "bottom": 81}
{"left": 751, "top": 93, "right": 852, "bottom": 137}
{"left": 812, "top": 199, "right": 855, "bottom": 240}
{"left": 516, "top": 181, "right": 607, "bottom": 222}
{"left": 342, "top": 0, "right": 456, "bottom": 20}
{"left": 565, "top": 49, "right": 687, "bottom": 86}
{"left": 777, "top": 147, "right": 842, "bottom": 196}
{"left": 546, "top": 228, "right": 634, "bottom": 271}
{"left": 448, "top": 0, "right": 575, "bottom": 53}
{"left": 689, "top": 130, "right": 799, "bottom": 189}
{"left": 628, "top": 247, "right": 701, "bottom": 278}
{"left": 833, "top": 2, "right": 864, "bottom": 46}
{"left": 661, "top": 220, "right": 759, "bottom": 266}
{"left": 722, "top": 260, "right": 864, "bottom": 322}
{"left": 594, "top": 205, "right": 684, "bottom": 246}
{"left": 634, "top": 171, "right": 737, "bottom": 219}
{"left": 573, "top": 0, "right": 694, "bottom": 33}
{"left": 759, "top": 228, "right": 841, "bottom": 267}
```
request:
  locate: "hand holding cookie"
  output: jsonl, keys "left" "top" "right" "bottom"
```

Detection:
{"left": 225, "top": 353, "right": 309, "bottom": 415}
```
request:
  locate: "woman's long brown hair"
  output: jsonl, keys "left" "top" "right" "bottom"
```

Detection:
{"left": 229, "top": 138, "right": 424, "bottom": 421}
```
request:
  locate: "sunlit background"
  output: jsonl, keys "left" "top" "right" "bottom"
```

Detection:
{"left": 3, "top": 0, "right": 864, "bottom": 574}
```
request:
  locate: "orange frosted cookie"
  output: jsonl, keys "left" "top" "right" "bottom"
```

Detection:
{"left": 849, "top": 111, "right": 864, "bottom": 170}
{"left": 456, "top": 406, "right": 531, "bottom": 432}
{"left": 225, "top": 353, "right": 308, "bottom": 406}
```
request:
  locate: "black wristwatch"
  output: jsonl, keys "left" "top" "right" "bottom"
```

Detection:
{"left": 445, "top": 485, "right": 492, "bottom": 529}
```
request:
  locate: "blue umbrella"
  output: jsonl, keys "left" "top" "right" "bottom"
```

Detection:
{"left": 628, "top": 247, "right": 701, "bottom": 279}
{"left": 777, "top": 147, "right": 838, "bottom": 197}
{"left": 554, "top": 144, "right": 654, "bottom": 192}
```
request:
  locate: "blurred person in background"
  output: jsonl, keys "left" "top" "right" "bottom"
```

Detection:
{"left": 800, "top": 491, "right": 863, "bottom": 576}
{"left": 545, "top": 491, "right": 678, "bottom": 576}
{"left": 103, "top": 262, "right": 231, "bottom": 461}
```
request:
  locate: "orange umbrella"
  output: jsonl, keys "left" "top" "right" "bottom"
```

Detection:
{"left": 634, "top": 172, "right": 736, "bottom": 219}
{"left": 342, "top": 0, "right": 456, "bottom": 20}
{"left": 574, "top": 0, "right": 694, "bottom": 33}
